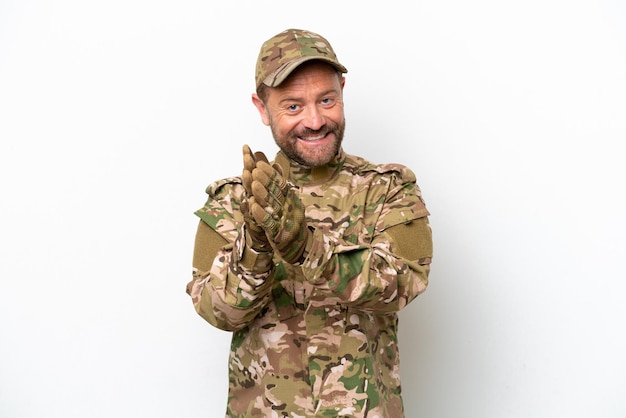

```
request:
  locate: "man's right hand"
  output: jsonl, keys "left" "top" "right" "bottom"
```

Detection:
{"left": 241, "top": 145, "right": 272, "bottom": 252}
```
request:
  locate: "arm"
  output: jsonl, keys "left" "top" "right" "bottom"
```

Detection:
{"left": 186, "top": 181, "right": 275, "bottom": 331}
{"left": 300, "top": 173, "right": 433, "bottom": 313}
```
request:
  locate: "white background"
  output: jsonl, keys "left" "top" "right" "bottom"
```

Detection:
{"left": 1, "top": 1, "right": 625, "bottom": 417}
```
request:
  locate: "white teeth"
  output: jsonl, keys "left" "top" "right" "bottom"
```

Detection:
{"left": 301, "top": 134, "right": 325, "bottom": 141}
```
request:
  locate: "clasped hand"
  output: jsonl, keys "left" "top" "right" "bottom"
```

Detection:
{"left": 242, "top": 145, "right": 309, "bottom": 264}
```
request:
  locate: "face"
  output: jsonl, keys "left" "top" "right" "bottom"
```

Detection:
{"left": 252, "top": 61, "right": 346, "bottom": 167}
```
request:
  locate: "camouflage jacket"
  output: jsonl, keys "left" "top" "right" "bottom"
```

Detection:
{"left": 187, "top": 149, "right": 432, "bottom": 417}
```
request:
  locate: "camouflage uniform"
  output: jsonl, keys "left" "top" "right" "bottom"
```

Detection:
{"left": 187, "top": 149, "right": 433, "bottom": 417}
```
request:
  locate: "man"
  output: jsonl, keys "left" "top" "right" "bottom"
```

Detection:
{"left": 186, "top": 28, "right": 433, "bottom": 417}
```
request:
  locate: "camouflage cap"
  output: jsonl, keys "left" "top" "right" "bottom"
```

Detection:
{"left": 255, "top": 28, "right": 348, "bottom": 89}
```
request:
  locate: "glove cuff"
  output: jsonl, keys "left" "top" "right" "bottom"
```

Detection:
{"left": 279, "top": 226, "right": 312, "bottom": 265}
{"left": 244, "top": 223, "right": 273, "bottom": 253}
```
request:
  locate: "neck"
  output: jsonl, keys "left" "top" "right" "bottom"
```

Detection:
{"left": 274, "top": 149, "right": 345, "bottom": 185}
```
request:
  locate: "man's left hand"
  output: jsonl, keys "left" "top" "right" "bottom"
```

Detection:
{"left": 249, "top": 161, "right": 310, "bottom": 264}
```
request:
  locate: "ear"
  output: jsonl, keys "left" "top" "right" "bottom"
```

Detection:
{"left": 251, "top": 93, "right": 270, "bottom": 126}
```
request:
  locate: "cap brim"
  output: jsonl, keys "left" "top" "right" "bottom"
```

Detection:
{"left": 261, "top": 56, "right": 348, "bottom": 88}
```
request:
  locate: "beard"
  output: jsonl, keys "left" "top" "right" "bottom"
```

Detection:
{"left": 270, "top": 118, "right": 346, "bottom": 167}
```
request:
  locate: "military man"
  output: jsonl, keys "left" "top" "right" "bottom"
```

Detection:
{"left": 187, "top": 28, "right": 433, "bottom": 417}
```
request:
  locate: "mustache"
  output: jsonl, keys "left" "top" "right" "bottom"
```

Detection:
{"left": 293, "top": 124, "right": 339, "bottom": 138}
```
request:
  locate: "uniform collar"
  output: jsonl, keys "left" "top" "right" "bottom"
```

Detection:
{"left": 274, "top": 148, "right": 345, "bottom": 186}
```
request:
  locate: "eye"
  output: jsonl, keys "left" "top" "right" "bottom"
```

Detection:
{"left": 287, "top": 104, "right": 300, "bottom": 112}
{"left": 321, "top": 97, "right": 336, "bottom": 107}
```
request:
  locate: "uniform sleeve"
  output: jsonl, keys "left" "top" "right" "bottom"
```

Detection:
{"left": 300, "top": 171, "right": 433, "bottom": 313}
{"left": 186, "top": 180, "right": 276, "bottom": 331}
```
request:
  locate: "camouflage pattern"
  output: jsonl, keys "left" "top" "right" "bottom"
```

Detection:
{"left": 188, "top": 149, "right": 433, "bottom": 417}
{"left": 255, "top": 28, "right": 348, "bottom": 89}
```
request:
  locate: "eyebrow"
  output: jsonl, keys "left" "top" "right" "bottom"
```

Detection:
{"left": 277, "top": 88, "right": 340, "bottom": 105}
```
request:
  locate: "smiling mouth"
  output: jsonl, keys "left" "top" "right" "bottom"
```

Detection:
{"left": 298, "top": 132, "right": 328, "bottom": 142}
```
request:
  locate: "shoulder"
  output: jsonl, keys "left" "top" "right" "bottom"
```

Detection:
{"left": 342, "top": 153, "right": 417, "bottom": 184}
{"left": 342, "top": 153, "right": 430, "bottom": 225}
{"left": 204, "top": 176, "right": 244, "bottom": 199}
{"left": 194, "top": 177, "right": 244, "bottom": 240}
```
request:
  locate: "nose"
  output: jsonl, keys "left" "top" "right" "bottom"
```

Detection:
{"left": 302, "top": 104, "right": 324, "bottom": 131}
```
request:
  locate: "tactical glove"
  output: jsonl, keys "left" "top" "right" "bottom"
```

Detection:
{"left": 241, "top": 145, "right": 272, "bottom": 252}
{"left": 249, "top": 160, "right": 310, "bottom": 264}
